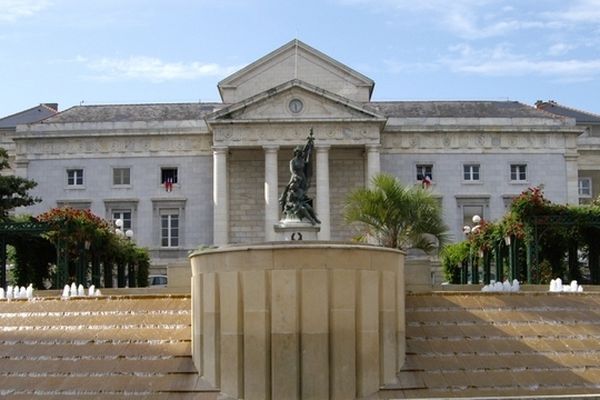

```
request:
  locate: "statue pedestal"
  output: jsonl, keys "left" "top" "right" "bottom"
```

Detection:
{"left": 274, "top": 218, "right": 320, "bottom": 241}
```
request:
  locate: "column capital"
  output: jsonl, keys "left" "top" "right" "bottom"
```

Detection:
{"left": 315, "top": 144, "right": 331, "bottom": 152}
{"left": 212, "top": 145, "right": 229, "bottom": 154}
{"left": 365, "top": 144, "right": 381, "bottom": 152}
{"left": 262, "top": 144, "right": 280, "bottom": 152}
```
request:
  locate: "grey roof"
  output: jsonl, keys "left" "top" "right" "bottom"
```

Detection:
{"left": 36, "top": 100, "right": 570, "bottom": 125}
{"left": 367, "top": 101, "right": 567, "bottom": 120}
{"left": 43, "top": 103, "right": 224, "bottom": 123}
{"left": 0, "top": 104, "right": 58, "bottom": 128}
{"left": 535, "top": 101, "right": 600, "bottom": 124}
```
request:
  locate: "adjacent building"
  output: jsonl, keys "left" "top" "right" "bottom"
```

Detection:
{"left": 536, "top": 100, "right": 600, "bottom": 204}
{"left": 10, "top": 40, "right": 584, "bottom": 269}
{"left": 0, "top": 103, "right": 58, "bottom": 174}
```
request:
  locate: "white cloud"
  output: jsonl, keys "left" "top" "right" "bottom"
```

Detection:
{"left": 442, "top": 44, "right": 600, "bottom": 80}
{"left": 0, "top": 0, "right": 51, "bottom": 22}
{"left": 82, "top": 56, "right": 241, "bottom": 82}
{"left": 340, "top": 0, "right": 598, "bottom": 39}
{"left": 548, "top": 0, "right": 600, "bottom": 23}
{"left": 548, "top": 43, "right": 575, "bottom": 56}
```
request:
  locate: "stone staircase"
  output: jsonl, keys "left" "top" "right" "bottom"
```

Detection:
{"left": 383, "top": 292, "right": 600, "bottom": 399}
{"left": 3, "top": 292, "right": 600, "bottom": 399}
{"left": 0, "top": 295, "right": 217, "bottom": 399}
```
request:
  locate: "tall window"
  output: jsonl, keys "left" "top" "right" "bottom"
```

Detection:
{"left": 463, "top": 164, "right": 480, "bottom": 181}
{"left": 67, "top": 169, "right": 84, "bottom": 186}
{"left": 161, "top": 211, "right": 179, "bottom": 247}
{"left": 113, "top": 210, "right": 132, "bottom": 230}
{"left": 113, "top": 168, "right": 131, "bottom": 186}
{"left": 579, "top": 178, "right": 592, "bottom": 197}
{"left": 416, "top": 164, "right": 433, "bottom": 181}
{"left": 510, "top": 164, "right": 527, "bottom": 182}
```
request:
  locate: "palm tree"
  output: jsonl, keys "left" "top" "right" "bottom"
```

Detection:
{"left": 344, "top": 173, "right": 450, "bottom": 253}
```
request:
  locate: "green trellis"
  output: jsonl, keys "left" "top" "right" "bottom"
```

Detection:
{"left": 0, "top": 221, "right": 57, "bottom": 288}
{"left": 530, "top": 215, "right": 600, "bottom": 284}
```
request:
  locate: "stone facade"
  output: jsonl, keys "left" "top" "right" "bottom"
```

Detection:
{"left": 10, "top": 39, "right": 584, "bottom": 269}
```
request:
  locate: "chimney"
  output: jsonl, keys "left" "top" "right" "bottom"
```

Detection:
{"left": 42, "top": 103, "right": 58, "bottom": 112}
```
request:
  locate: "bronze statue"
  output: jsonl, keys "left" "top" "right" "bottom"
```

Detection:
{"left": 279, "top": 128, "right": 321, "bottom": 225}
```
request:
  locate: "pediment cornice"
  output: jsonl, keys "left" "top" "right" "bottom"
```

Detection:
{"left": 218, "top": 39, "right": 374, "bottom": 98}
{"left": 206, "top": 79, "right": 386, "bottom": 126}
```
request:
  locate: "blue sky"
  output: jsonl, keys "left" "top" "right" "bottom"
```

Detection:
{"left": 2, "top": 0, "right": 600, "bottom": 117}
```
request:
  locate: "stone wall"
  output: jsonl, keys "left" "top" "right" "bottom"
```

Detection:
{"left": 330, "top": 148, "right": 365, "bottom": 241}
{"left": 190, "top": 243, "right": 405, "bottom": 400}
{"left": 228, "top": 149, "right": 265, "bottom": 243}
{"left": 381, "top": 152, "right": 569, "bottom": 241}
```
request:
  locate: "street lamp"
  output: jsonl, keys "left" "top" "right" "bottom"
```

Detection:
{"left": 463, "top": 215, "right": 482, "bottom": 284}
{"left": 115, "top": 219, "right": 124, "bottom": 236}
{"left": 125, "top": 229, "right": 136, "bottom": 288}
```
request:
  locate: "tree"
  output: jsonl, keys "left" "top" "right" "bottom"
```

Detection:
{"left": 0, "top": 148, "right": 40, "bottom": 218}
{"left": 344, "top": 173, "right": 449, "bottom": 253}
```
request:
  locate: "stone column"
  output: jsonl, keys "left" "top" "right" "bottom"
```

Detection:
{"left": 264, "top": 145, "right": 279, "bottom": 241}
{"left": 213, "top": 146, "right": 229, "bottom": 246}
{"left": 365, "top": 144, "right": 381, "bottom": 188}
{"left": 316, "top": 145, "right": 330, "bottom": 240}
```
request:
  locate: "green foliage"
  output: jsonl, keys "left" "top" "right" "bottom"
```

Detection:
{"left": 440, "top": 241, "right": 470, "bottom": 283}
{"left": 134, "top": 248, "right": 150, "bottom": 288}
{"left": 37, "top": 207, "right": 150, "bottom": 287}
{"left": 450, "top": 186, "right": 600, "bottom": 284}
{"left": 344, "top": 173, "right": 449, "bottom": 253}
{"left": 0, "top": 148, "right": 40, "bottom": 219}
{"left": 12, "top": 237, "right": 55, "bottom": 288}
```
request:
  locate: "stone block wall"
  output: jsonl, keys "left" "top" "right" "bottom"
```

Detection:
{"left": 190, "top": 243, "right": 405, "bottom": 400}
{"left": 228, "top": 150, "right": 265, "bottom": 243}
{"left": 330, "top": 148, "right": 365, "bottom": 241}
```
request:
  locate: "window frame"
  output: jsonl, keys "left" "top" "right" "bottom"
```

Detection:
{"left": 112, "top": 209, "right": 133, "bottom": 231}
{"left": 104, "top": 200, "right": 139, "bottom": 240}
{"left": 112, "top": 167, "right": 131, "bottom": 187}
{"left": 66, "top": 168, "right": 84, "bottom": 187}
{"left": 160, "top": 210, "right": 179, "bottom": 248}
{"left": 579, "top": 177, "right": 592, "bottom": 198}
{"left": 152, "top": 199, "right": 186, "bottom": 250}
{"left": 160, "top": 167, "right": 179, "bottom": 185}
{"left": 416, "top": 164, "right": 433, "bottom": 182}
{"left": 510, "top": 163, "right": 528, "bottom": 183}
{"left": 463, "top": 163, "right": 481, "bottom": 183}
{"left": 455, "top": 195, "right": 490, "bottom": 235}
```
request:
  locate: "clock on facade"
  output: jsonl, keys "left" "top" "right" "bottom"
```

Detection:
{"left": 288, "top": 98, "right": 303, "bottom": 113}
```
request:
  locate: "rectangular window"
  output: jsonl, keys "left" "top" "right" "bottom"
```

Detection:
{"left": 113, "top": 168, "right": 131, "bottom": 186}
{"left": 67, "top": 169, "right": 83, "bottom": 186}
{"left": 463, "top": 164, "right": 480, "bottom": 181}
{"left": 416, "top": 164, "right": 433, "bottom": 181}
{"left": 113, "top": 210, "right": 132, "bottom": 231}
{"left": 161, "top": 212, "right": 179, "bottom": 247}
{"left": 510, "top": 164, "right": 527, "bottom": 182}
{"left": 579, "top": 178, "right": 592, "bottom": 197}
{"left": 161, "top": 168, "right": 178, "bottom": 184}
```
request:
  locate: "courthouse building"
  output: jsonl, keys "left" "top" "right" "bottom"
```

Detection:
{"left": 12, "top": 40, "right": 583, "bottom": 268}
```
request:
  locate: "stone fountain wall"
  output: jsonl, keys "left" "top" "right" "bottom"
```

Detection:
{"left": 189, "top": 243, "right": 405, "bottom": 400}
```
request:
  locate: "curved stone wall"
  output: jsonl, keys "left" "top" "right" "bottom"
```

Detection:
{"left": 190, "top": 242, "right": 405, "bottom": 400}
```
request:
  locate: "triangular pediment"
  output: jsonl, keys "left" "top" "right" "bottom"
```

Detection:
{"left": 218, "top": 39, "right": 375, "bottom": 103}
{"left": 206, "top": 80, "right": 385, "bottom": 124}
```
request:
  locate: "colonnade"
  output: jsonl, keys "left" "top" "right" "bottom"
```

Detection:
{"left": 212, "top": 144, "right": 381, "bottom": 245}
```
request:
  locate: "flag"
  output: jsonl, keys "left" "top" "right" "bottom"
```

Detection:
{"left": 422, "top": 175, "right": 432, "bottom": 189}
